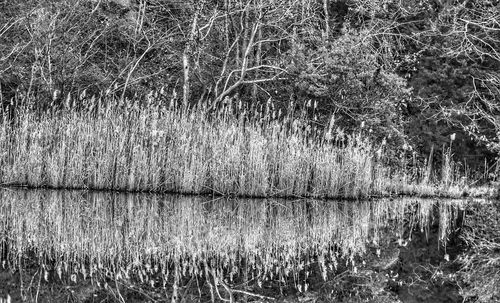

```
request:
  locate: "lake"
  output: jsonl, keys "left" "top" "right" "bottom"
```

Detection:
{"left": 0, "top": 188, "right": 468, "bottom": 302}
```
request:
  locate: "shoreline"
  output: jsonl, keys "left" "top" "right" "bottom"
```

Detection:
{"left": 0, "top": 183, "right": 495, "bottom": 201}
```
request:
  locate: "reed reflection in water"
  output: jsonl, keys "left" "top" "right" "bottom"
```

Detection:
{"left": 0, "top": 189, "right": 462, "bottom": 279}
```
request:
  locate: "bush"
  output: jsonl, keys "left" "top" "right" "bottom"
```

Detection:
{"left": 287, "top": 28, "right": 410, "bottom": 146}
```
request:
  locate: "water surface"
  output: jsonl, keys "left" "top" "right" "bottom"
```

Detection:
{"left": 0, "top": 189, "right": 463, "bottom": 279}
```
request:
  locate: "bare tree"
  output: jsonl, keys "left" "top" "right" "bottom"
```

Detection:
{"left": 182, "top": 0, "right": 206, "bottom": 108}
{"left": 207, "top": 0, "right": 301, "bottom": 108}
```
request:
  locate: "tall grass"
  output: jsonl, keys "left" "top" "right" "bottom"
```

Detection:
{"left": 0, "top": 95, "right": 468, "bottom": 198}
{"left": 0, "top": 97, "right": 382, "bottom": 199}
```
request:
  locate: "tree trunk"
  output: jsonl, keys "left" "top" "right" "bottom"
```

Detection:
{"left": 182, "top": 1, "right": 204, "bottom": 108}
{"left": 252, "top": 2, "right": 263, "bottom": 101}
{"left": 323, "top": 0, "right": 330, "bottom": 41}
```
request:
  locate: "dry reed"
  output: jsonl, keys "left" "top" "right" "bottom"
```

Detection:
{"left": 0, "top": 97, "right": 381, "bottom": 199}
{"left": 0, "top": 95, "right": 465, "bottom": 198}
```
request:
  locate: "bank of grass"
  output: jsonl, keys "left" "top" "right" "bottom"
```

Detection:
{"left": 0, "top": 96, "right": 465, "bottom": 198}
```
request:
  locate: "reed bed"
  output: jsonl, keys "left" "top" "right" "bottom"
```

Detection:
{"left": 0, "top": 95, "right": 469, "bottom": 198}
{"left": 0, "top": 97, "right": 383, "bottom": 199}
{"left": 0, "top": 189, "right": 462, "bottom": 285}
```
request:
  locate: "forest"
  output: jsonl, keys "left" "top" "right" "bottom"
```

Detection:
{"left": 1, "top": 0, "right": 499, "bottom": 178}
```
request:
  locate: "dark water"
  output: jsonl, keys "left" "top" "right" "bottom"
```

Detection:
{"left": 0, "top": 189, "right": 464, "bottom": 276}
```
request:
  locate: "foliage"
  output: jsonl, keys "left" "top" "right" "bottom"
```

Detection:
{"left": 369, "top": 0, "right": 500, "bottom": 163}
{"left": 287, "top": 28, "right": 410, "bottom": 144}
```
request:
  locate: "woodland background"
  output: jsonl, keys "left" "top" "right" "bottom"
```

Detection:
{"left": 1, "top": 0, "right": 499, "bottom": 175}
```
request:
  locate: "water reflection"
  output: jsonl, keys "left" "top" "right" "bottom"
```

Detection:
{"left": 0, "top": 189, "right": 463, "bottom": 276}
